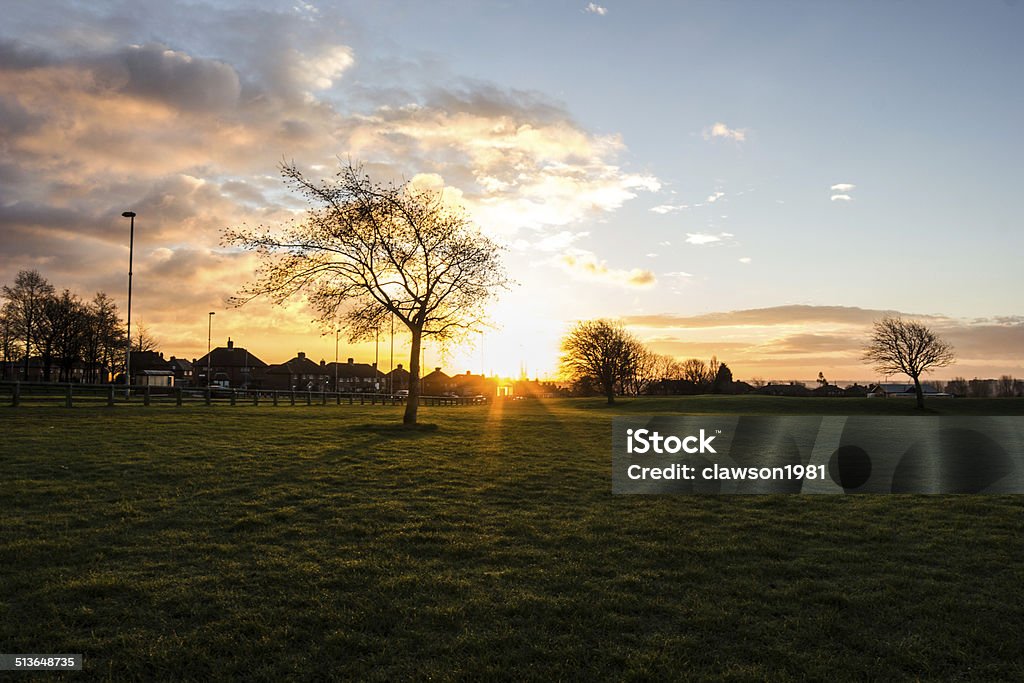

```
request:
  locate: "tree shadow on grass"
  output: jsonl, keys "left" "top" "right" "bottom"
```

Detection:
{"left": 351, "top": 422, "right": 439, "bottom": 437}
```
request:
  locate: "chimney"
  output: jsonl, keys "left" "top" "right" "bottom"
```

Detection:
{"left": 297, "top": 351, "right": 305, "bottom": 359}
{"left": 466, "top": 370, "right": 471, "bottom": 375}
{"left": 397, "top": 364, "right": 403, "bottom": 370}
{"left": 435, "top": 367, "right": 441, "bottom": 372}
{"left": 320, "top": 359, "right": 325, "bottom": 367}
{"left": 372, "top": 362, "right": 377, "bottom": 369}
{"left": 348, "top": 358, "right": 354, "bottom": 365}
{"left": 227, "top": 338, "right": 234, "bottom": 349}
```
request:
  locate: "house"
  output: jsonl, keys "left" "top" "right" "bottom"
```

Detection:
{"left": 385, "top": 364, "right": 410, "bottom": 393}
{"left": 451, "top": 371, "right": 497, "bottom": 397}
{"left": 129, "top": 350, "right": 174, "bottom": 387}
{"left": 167, "top": 356, "right": 194, "bottom": 387}
{"left": 263, "top": 352, "right": 330, "bottom": 391}
{"left": 866, "top": 383, "right": 949, "bottom": 398}
{"left": 193, "top": 338, "right": 267, "bottom": 388}
{"left": 421, "top": 367, "right": 454, "bottom": 395}
{"left": 756, "top": 383, "right": 812, "bottom": 397}
{"left": 324, "top": 357, "right": 385, "bottom": 393}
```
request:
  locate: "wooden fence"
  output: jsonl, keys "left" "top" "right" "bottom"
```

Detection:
{"left": 0, "top": 382, "right": 488, "bottom": 408}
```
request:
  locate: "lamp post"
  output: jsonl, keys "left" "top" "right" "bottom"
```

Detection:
{"left": 122, "top": 211, "right": 136, "bottom": 397}
{"left": 207, "top": 312, "right": 215, "bottom": 386}
{"left": 334, "top": 327, "right": 339, "bottom": 392}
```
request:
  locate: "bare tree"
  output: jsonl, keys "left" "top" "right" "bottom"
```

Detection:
{"left": 227, "top": 161, "right": 509, "bottom": 425}
{"left": 2, "top": 270, "right": 55, "bottom": 380}
{"left": 1, "top": 301, "right": 18, "bottom": 380}
{"left": 560, "top": 319, "right": 643, "bottom": 405}
{"left": 680, "top": 358, "right": 711, "bottom": 386}
{"left": 83, "top": 293, "right": 124, "bottom": 383}
{"left": 997, "top": 375, "right": 1016, "bottom": 398}
{"left": 863, "top": 316, "right": 955, "bottom": 408}
{"left": 946, "top": 376, "right": 968, "bottom": 397}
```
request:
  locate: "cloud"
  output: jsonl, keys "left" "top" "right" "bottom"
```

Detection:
{"left": 624, "top": 305, "right": 941, "bottom": 329}
{"left": 558, "top": 250, "right": 656, "bottom": 288}
{"left": 650, "top": 204, "right": 687, "bottom": 214}
{"left": 738, "top": 257, "right": 752, "bottom": 264}
{"left": 585, "top": 3, "right": 608, "bottom": 15}
{"left": 685, "top": 232, "right": 734, "bottom": 245}
{"left": 830, "top": 182, "right": 856, "bottom": 202}
{"left": 533, "top": 230, "right": 590, "bottom": 252}
{"left": 703, "top": 122, "right": 747, "bottom": 143}
{"left": 706, "top": 191, "right": 725, "bottom": 203}
{"left": 0, "top": 6, "right": 661, "bottom": 363}
{"left": 626, "top": 306, "right": 1024, "bottom": 380}
{"left": 345, "top": 88, "right": 660, "bottom": 235}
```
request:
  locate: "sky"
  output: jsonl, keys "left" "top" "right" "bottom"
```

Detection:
{"left": 1, "top": 0, "right": 1022, "bottom": 382}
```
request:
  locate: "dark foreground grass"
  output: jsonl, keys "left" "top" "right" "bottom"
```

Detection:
{"left": 2, "top": 397, "right": 1023, "bottom": 681}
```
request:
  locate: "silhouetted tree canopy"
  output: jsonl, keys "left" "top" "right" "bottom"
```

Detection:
{"left": 863, "top": 316, "right": 955, "bottom": 408}
{"left": 560, "top": 319, "right": 642, "bottom": 405}
{"left": 226, "top": 161, "right": 509, "bottom": 425}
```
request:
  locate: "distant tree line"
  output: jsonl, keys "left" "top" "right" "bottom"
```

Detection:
{"left": 1, "top": 269, "right": 127, "bottom": 383}
{"left": 559, "top": 319, "right": 736, "bottom": 404}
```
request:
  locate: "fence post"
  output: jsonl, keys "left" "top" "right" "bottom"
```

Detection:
{"left": 306, "top": 390, "right": 312, "bottom": 406}
{"left": 65, "top": 383, "right": 73, "bottom": 408}
{"left": 230, "top": 390, "right": 237, "bottom": 407}
{"left": 253, "top": 391, "right": 259, "bottom": 406}
{"left": 336, "top": 392, "right": 340, "bottom": 405}
{"left": 321, "top": 390, "right": 326, "bottom": 406}
{"left": 205, "top": 387, "right": 212, "bottom": 406}
{"left": 273, "top": 391, "right": 278, "bottom": 406}
{"left": 143, "top": 385, "right": 151, "bottom": 406}
{"left": 107, "top": 384, "right": 115, "bottom": 407}
{"left": 12, "top": 381, "right": 19, "bottom": 407}
{"left": 176, "top": 387, "right": 183, "bottom": 407}
{"left": 290, "top": 390, "right": 295, "bottom": 406}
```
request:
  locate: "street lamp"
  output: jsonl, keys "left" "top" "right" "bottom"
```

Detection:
{"left": 122, "top": 211, "right": 136, "bottom": 397}
{"left": 389, "top": 308, "right": 395, "bottom": 394}
{"left": 334, "top": 327, "right": 339, "bottom": 392}
{"left": 207, "top": 312, "right": 215, "bottom": 386}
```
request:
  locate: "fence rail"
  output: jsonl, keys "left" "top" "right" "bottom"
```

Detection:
{"left": 0, "top": 382, "right": 488, "bottom": 408}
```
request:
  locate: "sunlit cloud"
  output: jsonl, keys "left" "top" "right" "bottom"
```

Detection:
{"left": 739, "top": 257, "right": 752, "bottom": 264}
{"left": 830, "top": 194, "right": 852, "bottom": 202}
{"left": 703, "top": 121, "right": 747, "bottom": 143}
{"left": 706, "top": 191, "right": 725, "bottom": 203}
{"left": 684, "top": 232, "right": 731, "bottom": 245}
{"left": 0, "top": 4, "right": 660, "bottom": 362}
{"left": 830, "top": 183, "right": 856, "bottom": 192}
{"left": 650, "top": 203, "right": 687, "bottom": 214}
{"left": 585, "top": 3, "right": 608, "bottom": 15}
{"left": 558, "top": 250, "right": 656, "bottom": 288}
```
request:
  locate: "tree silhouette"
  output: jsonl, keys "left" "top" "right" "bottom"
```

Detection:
{"left": 227, "top": 161, "right": 508, "bottom": 425}
{"left": 2, "top": 270, "right": 54, "bottom": 379}
{"left": 863, "top": 316, "right": 955, "bottom": 409}
{"left": 560, "top": 319, "right": 642, "bottom": 405}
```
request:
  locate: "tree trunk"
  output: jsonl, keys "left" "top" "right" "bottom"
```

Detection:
{"left": 606, "top": 392, "right": 615, "bottom": 405}
{"left": 403, "top": 326, "right": 422, "bottom": 425}
{"left": 912, "top": 375, "right": 924, "bottom": 409}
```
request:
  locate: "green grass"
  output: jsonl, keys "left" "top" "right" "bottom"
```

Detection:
{"left": 2, "top": 397, "right": 1023, "bottom": 681}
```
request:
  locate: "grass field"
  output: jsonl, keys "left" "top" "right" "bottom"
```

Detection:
{"left": 2, "top": 397, "right": 1023, "bottom": 680}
